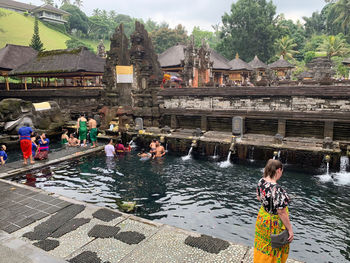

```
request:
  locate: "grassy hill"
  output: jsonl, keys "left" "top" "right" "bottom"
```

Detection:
{"left": 0, "top": 8, "right": 110, "bottom": 51}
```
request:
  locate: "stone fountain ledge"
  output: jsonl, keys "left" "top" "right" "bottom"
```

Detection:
{"left": 0, "top": 178, "right": 304, "bottom": 263}
{"left": 0, "top": 145, "right": 105, "bottom": 179}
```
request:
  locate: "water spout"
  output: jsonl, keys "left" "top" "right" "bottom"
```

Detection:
{"left": 325, "top": 155, "right": 331, "bottom": 175}
{"left": 248, "top": 146, "right": 255, "bottom": 162}
{"left": 211, "top": 144, "right": 219, "bottom": 160}
{"left": 340, "top": 156, "right": 349, "bottom": 173}
{"left": 182, "top": 147, "right": 193, "bottom": 161}
{"left": 273, "top": 151, "right": 279, "bottom": 160}
{"left": 218, "top": 150, "right": 232, "bottom": 168}
{"left": 165, "top": 143, "right": 168, "bottom": 153}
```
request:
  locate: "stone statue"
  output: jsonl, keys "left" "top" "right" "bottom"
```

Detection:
{"left": 97, "top": 40, "right": 106, "bottom": 58}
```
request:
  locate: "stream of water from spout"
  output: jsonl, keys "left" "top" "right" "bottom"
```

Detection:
{"left": 182, "top": 147, "right": 193, "bottom": 161}
{"left": 218, "top": 151, "right": 232, "bottom": 168}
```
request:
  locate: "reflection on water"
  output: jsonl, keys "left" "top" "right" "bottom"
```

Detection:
{"left": 12, "top": 152, "right": 350, "bottom": 263}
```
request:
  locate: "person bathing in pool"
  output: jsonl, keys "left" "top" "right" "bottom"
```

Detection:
{"left": 153, "top": 141, "right": 166, "bottom": 159}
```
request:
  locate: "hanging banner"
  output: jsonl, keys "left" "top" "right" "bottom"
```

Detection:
{"left": 116, "top": 65, "right": 133, "bottom": 83}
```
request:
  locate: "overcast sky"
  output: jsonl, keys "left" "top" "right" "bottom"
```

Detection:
{"left": 24, "top": 0, "right": 327, "bottom": 32}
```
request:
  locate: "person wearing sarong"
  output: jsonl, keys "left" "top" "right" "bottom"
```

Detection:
{"left": 88, "top": 116, "right": 98, "bottom": 148}
{"left": 115, "top": 139, "right": 125, "bottom": 154}
{"left": 35, "top": 133, "right": 49, "bottom": 160}
{"left": 61, "top": 129, "right": 69, "bottom": 145}
{"left": 0, "top": 145, "right": 7, "bottom": 165}
{"left": 18, "top": 123, "right": 34, "bottom": 165}
{"left": 31, "top": 136, "right": 38, "bottom": 157}
{"left": 254, "top": 159, "right": 293, "bottom": 263}
{"left": 77, "top": 115, "right": 88, "bottom": 147}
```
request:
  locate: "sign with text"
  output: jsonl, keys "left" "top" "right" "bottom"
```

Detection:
{"left": 116, "top": 65, "right": 133, "bottom": 83}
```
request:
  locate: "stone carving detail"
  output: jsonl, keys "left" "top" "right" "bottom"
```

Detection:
{"left": 102, "top": 24, "right": 130, "bottom": 97}
{"left": 130, "top": 21, "right": 163, "bottom": 127}
{"left": 97, "top": 40, "right": 106, "bottom": 58}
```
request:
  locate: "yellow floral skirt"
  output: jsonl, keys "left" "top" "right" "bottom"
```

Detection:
{"left": 253, "top": 206, "right": 289, "bottom": 263}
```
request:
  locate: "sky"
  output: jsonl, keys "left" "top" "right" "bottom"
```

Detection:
{"left": 23, "top": 0, "right": 327, "bottom": 32}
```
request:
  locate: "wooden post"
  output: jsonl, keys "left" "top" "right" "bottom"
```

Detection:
{"left": 5, "top": 76, "right": 9, "bottom": 91}
{"left": 54, "top": 79, "right": 57, "bottom": 87}
{"left": 47, "top": 77, "right": 50, "bottom": 86}
{"left": 64, "top": 78, "right": 67, "bottom": 86}
{"left": 40, "top": 79, "right": 43, "bottom": 88}
{"left": 24, "top": 78, "right": 27, "bottom": 90}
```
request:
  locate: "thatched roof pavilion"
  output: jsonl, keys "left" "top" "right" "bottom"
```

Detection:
{"left": 268, "top": 56, "right": 295, "bottom": 78}
{"left": 0, "top": 44, "right": 38, "bottom": 90}
{"left": 268, "top": 56, "right": 294, "bottom": 70}
{"left": 228, "top": 53, "right": 253, "bottom": 71}
{"left": 228, "top": 53, "right": 252, "bottom": 82}
{"left": 158, "top": 44, "right": 231, "bottom": 71}
{"left": 249, "top": 55, "right": 267, "bottom": 70}
{"left": 9, "top": 47, "right": 105, "bottom": 90}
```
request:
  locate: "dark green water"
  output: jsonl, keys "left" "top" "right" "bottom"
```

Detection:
{"left": 12, "top": 151, "right": 350, "bottom": 263}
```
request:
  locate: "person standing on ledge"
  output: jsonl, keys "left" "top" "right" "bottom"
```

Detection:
{"left": 77, "top": 115, "right": 88, "bottom": 147}
{"left": 254, "top": 159, "right": 293, "bottom": 263}
{"left": 18, "top": 122, "right": 34, "bottom": 165}
{"left": 0, "top": 145, "right": 7, "bottom": 165}
{"left": 88, "top": 116, "right": 98, "bottom": 148}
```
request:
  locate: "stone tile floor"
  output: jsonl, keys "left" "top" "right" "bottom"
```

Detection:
{"left": 0, "top": 179, "right": 304, "bottom": 263}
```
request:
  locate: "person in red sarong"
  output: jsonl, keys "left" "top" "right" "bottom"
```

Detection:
{"left": 18, "top": 123, "right": 34, "bottom": 165}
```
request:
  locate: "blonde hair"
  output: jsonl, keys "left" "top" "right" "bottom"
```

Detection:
{"left": 263, "top": 159, "right": 283, "bottom": 179}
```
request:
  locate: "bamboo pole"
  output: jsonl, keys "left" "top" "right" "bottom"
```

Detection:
{"left": 24, "top": 78, "right": 27, "bottom": 91}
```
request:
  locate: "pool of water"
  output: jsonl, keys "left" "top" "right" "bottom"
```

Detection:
{"left": 11, "top": 151, "right": 350, "bottom": 263}
{"left": 6, "top": 141, "right": 63, "bottom": 163}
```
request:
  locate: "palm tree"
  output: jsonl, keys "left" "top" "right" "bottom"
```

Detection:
{"left": 318, "top": 35, "right": 349, "bottom": 58}
{"left": 74, "top": 0, "right": 83, "bottom": 8}
{"left": 332, "top": 0, "right": 350, "bottom": 33}
{"left": 41, "top": 0, "right": 54, "bottom": 5}
{"left": 274, "top": 36, "right": 299, "bottom": 60}
{"left": 61, "top": 0, "right": 70, "bottom": 5}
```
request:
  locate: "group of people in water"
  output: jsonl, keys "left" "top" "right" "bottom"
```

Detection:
{"left": 138, "top": 139, "right": 166, "bottom": 159}
{"left": 104, "top": 138, "right": 165, "bottom": 160}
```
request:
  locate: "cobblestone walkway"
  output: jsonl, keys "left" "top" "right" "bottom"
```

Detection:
{"left": 0, "top": 179, "right": 303, "bottom": 263}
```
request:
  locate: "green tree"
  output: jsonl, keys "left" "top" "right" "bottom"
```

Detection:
{"left": 74, "top": 0, "right": 83, "bottom": 8}
{"left": 150, "top": 24, "right": 188, "bottom": 54}
{"left": 274, "top": 35, "right": 299, "bottom": 60}
{"left": 217, "top": 0, "right": 278, "bottom": 62}
{"left": 29, "top": 18, "right": 44, "bottom": 52}
{"left": 303, "top": 11, "right": 325, "bottom": 35}
{"left": 41, "top": 0, "right": 54, "bottom": 5}
{"left": 61, "top": 0, "right": 70, "bottom": 5}
{"left": 65, "top": 38, "right": 93, "bottom": 51}
{"left": 191, "top": 26, "right": 219, "bottom": 48}
{"left": 318, "top": 34, "right": 349, "bottom": 58}
{"left": 332, "top": 0, "right": 350, "bottom": 34}
{"left": 61, "top": 4, "right": 89, "bottom": 35}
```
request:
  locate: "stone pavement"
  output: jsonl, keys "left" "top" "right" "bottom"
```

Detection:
{"left": 0, "top": 145, "right": 104, "bottom": 179}
{"left": 0, "top": 179, "right": 304, "bottom": 263}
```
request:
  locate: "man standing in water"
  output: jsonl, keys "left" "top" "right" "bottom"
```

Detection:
{"left": 153, "top": 141, "right": 166, "bottom": 159}
{"left": 88, "top": 116, "right": 98, "bottom": 148}
{"left": 18, "top": 123, "right": 34, "bottom": 165}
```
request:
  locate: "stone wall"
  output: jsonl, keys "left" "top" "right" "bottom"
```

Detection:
{"left": 0, "top": 88, "right": 105, "bottom": 119}
{"left": 158, "top": 86, "right": 350, "bottom": 142}
{"left": 163, "top": 96, "right": 350, "bottom": 112}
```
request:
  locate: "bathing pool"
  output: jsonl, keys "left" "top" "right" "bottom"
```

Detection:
{"left": 11, "top": 150, "right": 350, "bottom": 263}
